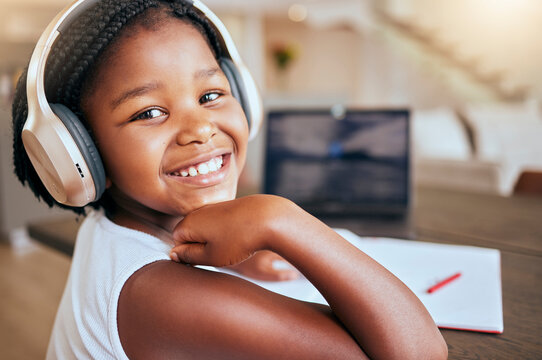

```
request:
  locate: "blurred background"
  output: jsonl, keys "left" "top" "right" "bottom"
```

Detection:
{"left": 1, "top": 0, "right": 541, "bottom": 237}
{"left": 0, "top": 0, "right": 541, "bottom": 358}
{"left": 1, "top": 0, "right": 542, "bottom": 235}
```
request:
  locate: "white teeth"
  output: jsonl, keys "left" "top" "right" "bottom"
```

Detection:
{"left": 197, "top": 163, "right": 209, "bottom": 175}
{"left": 173, "top": 156, "right": 224, "bottom": 178}
{"left": 208, "top": 160, "right": 217, "bottom": 172}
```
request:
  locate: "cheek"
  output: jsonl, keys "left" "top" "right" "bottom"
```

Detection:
{"left": 237, "top": 120, "right": 250, "bottom": 169}
{"left": 224, "top": 104, "right": 250, "bottom": 162}
{"left": 100, "top": 130, "right": 166, "bottom": 188}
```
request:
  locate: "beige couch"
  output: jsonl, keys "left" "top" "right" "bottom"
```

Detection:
{"left": 412, "top": 101, "right": 542, "bottom": 196}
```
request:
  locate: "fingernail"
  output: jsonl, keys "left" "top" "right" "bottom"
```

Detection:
{"left": 170, "top": 252, "right": 180, "bottom": 263}
{"left": 282, "top": 272, "right": 299, "bottom": 281}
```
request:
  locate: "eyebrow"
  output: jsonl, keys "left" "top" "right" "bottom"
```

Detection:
{"left": 194, "top": 67, "right": 222, "bottom": 80}
{"left": 110, "top": 82, "right": 161, "bottom": 110}
{"left": 109, "top": 67, "right": 222, "bottom": 110}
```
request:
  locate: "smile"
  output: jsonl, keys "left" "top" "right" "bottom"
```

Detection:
{"left": 170, "top": 155, "right": 224, "bottom": 178}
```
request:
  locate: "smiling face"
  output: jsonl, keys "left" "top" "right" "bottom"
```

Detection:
{"left": 81, "top": 19, "right": 248, "bottom": 230}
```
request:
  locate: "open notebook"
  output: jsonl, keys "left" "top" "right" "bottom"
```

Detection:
{"left": 217, "top": 229, "right": 503, "bottom": 334}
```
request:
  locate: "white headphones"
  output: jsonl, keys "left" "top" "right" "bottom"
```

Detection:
{"left": 22, "top": 0, "right": 263, "bottom": 207}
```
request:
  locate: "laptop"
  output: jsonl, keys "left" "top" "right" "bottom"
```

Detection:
{"left": 263, "top": 107, "right": 415, "bottom": 239}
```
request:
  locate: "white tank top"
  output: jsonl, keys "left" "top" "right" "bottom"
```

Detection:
{"left": 46, "top": 210, "right": 325, "bottom": 359}
{"left": 46, "top": 210, "right": 171, "bottom": 359}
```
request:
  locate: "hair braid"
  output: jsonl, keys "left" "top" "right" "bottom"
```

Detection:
{"left": 51, "top": 0, "right": 160, "bottom": 119}
{"left": 12, "top": 0, "right": 224, "bottom": 215}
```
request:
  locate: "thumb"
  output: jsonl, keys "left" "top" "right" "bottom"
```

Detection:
{"left": 170, "top": 242, "right": 206, "bottom": 265}
{"left": 260, "top": 258, "right": 299, "bottom": 281}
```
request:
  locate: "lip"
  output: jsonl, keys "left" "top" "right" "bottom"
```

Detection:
{"left": 166, "top": 153, "right": 232, "bottom": 187}
{"left": 165, "top": 147, "right": 231, "bottom": 174}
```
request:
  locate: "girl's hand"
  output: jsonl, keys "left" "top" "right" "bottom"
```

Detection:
{"left": 169, "top": 195, "right": 295, "bottom": 267}
{"left": 225, "top": 250, "right": 299, "bottom": 281}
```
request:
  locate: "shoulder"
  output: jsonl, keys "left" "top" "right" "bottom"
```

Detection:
{"left": 118, "top": 261, "right": 366, "bottom": 360}
{"left": 118, "top": 261, "right": 264, "bottom": 359}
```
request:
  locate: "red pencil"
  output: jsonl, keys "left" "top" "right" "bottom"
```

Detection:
{"left": 427, "top": 272, "right": 462, "bottom": 294}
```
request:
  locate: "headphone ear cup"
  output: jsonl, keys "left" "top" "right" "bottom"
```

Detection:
{"left": 220, "top": 58, "right": 251, "bottom": 124}
{"left": 50, "top": 103, "right": 106, "bottom": 200}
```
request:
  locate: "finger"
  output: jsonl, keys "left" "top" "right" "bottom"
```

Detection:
{"left": 270, "top": 252, "right": 284, "bottom": 260}
{"left": 170, "top": 243, "right": 207, "bottom": 265}
{"left": 244, "top": 267, "right": 299, "bottom": 282}
{"left": 256, "top": 250, "right": 283, "bottom": 261}
{"left": 255, "top": 252, "right": 298, "bottom": 281}
{"left": 267, "top": 268, "right": 299, "bottom": 281}
{"left": 268, "top": 260, "right": 300, "bottom": 281}
{"left": 253, "top": 259, "right": 299, "bottom": 281}
{"left": 276, "top": 269, "right": 300, "bottom": 281}
{"left": 172, "top": 221, "right": 192, "bottom": 247}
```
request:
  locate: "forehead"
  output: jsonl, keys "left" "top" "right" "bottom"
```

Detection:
{"left": 83, "top": 19, "right": 219, "bottom": 97}
{"left": 100, "top": 4, "right": 217, "bottom": 59}
{"left": 113, "top": 19, "right": 214, "bottom": 61}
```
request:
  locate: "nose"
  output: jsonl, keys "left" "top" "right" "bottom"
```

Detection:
{"left": 174, "top": 110, "right": 218, "bottom": 146}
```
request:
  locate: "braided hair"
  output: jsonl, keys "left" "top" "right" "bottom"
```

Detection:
{"left": 12, "top": 0, "right": 223, "bottom": 215}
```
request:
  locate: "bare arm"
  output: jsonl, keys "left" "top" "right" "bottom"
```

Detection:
{"left": 263, "top": 200, "right": 446, "bottom": 359}
{"left": 119, "top": 195, "right": 447, "bottom": 359}
{"left": 119, "top": 261, "right": 367, "bottom": 359}
{"left": 224, "top": 250, "right": 299, "bottom": 281}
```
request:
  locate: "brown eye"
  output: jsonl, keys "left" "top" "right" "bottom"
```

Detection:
{"left": 199, "top": 92, "right": 220, "bottom": 104}
{"left": 132, "top": 108, "right": 166, "bottom": 121}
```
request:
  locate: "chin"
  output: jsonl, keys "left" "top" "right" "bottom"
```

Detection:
{"left": 209, "top": 188, "right": 238, "bottom": 204}
{"left": 188, "top": 187, "right": 238, "bottom": 212}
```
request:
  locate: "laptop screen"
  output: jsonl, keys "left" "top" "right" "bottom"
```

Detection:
{"left": 263, "top": 108, "right": 410, "bottom": 216}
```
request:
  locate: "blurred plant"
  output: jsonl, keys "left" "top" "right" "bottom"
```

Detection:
{"left": 272, "top": 43, "right": 299, "bottom": 71}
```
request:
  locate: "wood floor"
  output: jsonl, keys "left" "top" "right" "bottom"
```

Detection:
{"left": 0, "top": 235, "right": 71, "bottom": 359}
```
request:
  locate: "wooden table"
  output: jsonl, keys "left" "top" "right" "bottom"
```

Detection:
{"left": 306, "top": 187, "right": 542, "bottom": 359}
{"left": 27, "top": 187, "right": 542, "bottom": 359}
{"left": 414, "top": 188, "right": 542, "bottom": 359}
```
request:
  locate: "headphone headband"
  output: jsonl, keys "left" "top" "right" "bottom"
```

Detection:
{"left": 23, "top": 0, "right": 262, "bottom": 207}
{"left": 27, "top": 0, "right": 99, "bottom": 115}
{"left": 27, "top": 0, "right": 262, "bottom": 128}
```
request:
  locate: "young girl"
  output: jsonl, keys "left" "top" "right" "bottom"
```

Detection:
{"left": 12, "top": 0, "right": 447, "bottom": 359}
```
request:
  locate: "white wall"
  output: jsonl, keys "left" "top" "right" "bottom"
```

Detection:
{"left": 356, "top": 31, "right": 466, "bottom": 109}
{"left": 385, "top": 0, "right": 542, "bottom": 98}
{"left": 262, "top": 15, "right": 463, "bottom": 109}
{"left": 264, "top": 17, "right": 361, "bottom": 102}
